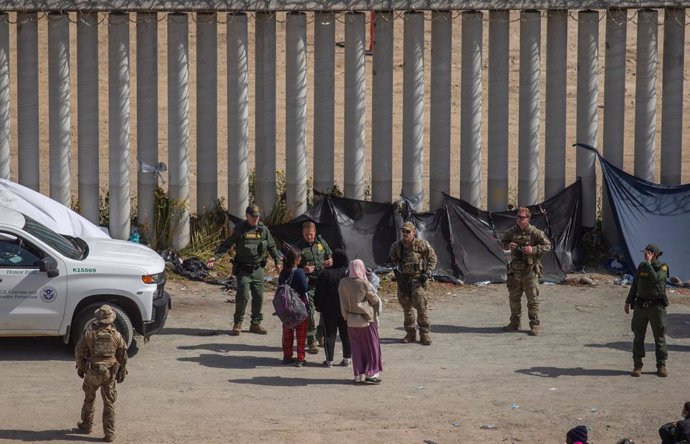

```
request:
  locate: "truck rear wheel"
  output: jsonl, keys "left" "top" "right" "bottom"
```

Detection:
{"left": 71, "top": 303, "right": 135, "bottom": 349}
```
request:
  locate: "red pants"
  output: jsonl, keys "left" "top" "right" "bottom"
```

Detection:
{"left": 282, "top": 319, "right": 308, "bottom": 362}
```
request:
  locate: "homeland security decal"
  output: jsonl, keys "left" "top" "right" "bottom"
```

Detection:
{"left": 40, "top": 286, "right": 58, "bottom": 303}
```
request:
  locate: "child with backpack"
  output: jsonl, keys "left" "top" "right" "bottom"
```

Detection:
{"left": 277, "top": 247, "right": 309, "bottom": 367}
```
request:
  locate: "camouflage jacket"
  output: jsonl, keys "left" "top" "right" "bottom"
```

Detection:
{"left": 501, "top": 224, "right": 551, "bottom": 274}
{"left": 389, "top": 238, "right": 438, "bottom": 278}
{"left": 75, "top": 323, "right": 128, "bottom": 371}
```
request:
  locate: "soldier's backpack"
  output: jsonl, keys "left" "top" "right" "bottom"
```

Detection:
{"left": 272, "top": 271, "right": 308, "bottom": 328}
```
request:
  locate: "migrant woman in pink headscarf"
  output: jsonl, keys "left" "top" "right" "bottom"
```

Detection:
{"left": 338, "top": 259, "right": 383, "bottom": 385}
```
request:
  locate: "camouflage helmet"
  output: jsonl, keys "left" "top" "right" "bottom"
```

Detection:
{"left": 95, "top": 305, "right": 116, "bottom": 324}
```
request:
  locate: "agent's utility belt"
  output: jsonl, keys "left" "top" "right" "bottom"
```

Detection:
{"left": 636, "top": 299, "right": 666, "bottom": 309}
{"left": 233, "top": 260, "right": 266, "bottom": 275}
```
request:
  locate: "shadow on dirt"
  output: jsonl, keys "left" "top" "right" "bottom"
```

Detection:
{"left": 514, "top": 367, "right": 631, "bottom": 378}
{"left": 0, "top": 336, "right": 141, "bottom": 361}
{"left": 228, "top": 376, "right": 352, "bottom": 386}
{"left": 178, "top": 353, "right": 282, "bottom": 369}
{"left": 667, "top": 313, "right": 690, "bottom": 339}
{"left": 0, "top": 428, "right": 102, "bottom": 442}
{"left": 159, "top": 327, "right": 231, "bottom": 336}
{"left": 585, "top": 342, "right": 690, "bottom": 353}
{"left": 431, "top": 324, "right": 505, "bottom": 334}
{"left": 0, "top": 337, "right": 73, "bottom": 361}
{"left": 178, "top": 343, "right": 282, "bottom": 353}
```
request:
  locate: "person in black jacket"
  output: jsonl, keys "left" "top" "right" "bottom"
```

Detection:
{"left": 660, "top": 401, "right": 690, "bottom": 444}
{"left": 314, "top": 249, "right": 351, "bottom": 367}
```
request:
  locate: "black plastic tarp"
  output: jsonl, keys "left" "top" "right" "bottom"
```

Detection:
{"left": 270, "top": 195, "right": 403, "bottom": 267}
{"left": 576, "top": 143, "right": 690, "bottom": 281}
{"left": 239, "top": 182, "right": 582, "bottom": 284}
{"left": 439, "top": 181, "right": 582, "bottom": 283}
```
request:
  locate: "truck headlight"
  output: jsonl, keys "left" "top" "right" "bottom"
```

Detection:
{"left": 142, "top": 272, "right": 165, "bottom": 285}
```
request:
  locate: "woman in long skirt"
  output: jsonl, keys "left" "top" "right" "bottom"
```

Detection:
{"left": 338, "top": 259, "right": 382, "bottom": 384}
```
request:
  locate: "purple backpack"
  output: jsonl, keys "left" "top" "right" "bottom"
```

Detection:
{"left": 273, "top": 271, "right": 308, "bottom": 328}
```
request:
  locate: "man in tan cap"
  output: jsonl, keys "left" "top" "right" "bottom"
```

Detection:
{"left": 625, "top": 243, "right": 669, "bottom": 377}
{"left": 74, "top": 305, "right": 128, "bottom": 442}
{"left": 389, "top": 221, "right": 437, "bottom": 345}
{"left": 500, "top": 207, "right": 551, "bottom": 336}
{"left": 207, "top": 204, "right": 283, "bottom": 335}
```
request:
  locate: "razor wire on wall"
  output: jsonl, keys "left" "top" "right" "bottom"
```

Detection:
{"left": 0, "top": 3, "right": 688, "bottom": 248}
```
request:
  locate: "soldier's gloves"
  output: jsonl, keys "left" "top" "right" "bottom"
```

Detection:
{"left": 419, "top": 272, "right": 431, "bottom": 283}
{"left": 77, "top": 369, "right": 85, "bottom": 379}
{"left": 116, "top": 369, "right": 127, "bottom": 383}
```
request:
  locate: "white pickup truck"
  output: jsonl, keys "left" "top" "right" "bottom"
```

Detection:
{"left": 0, "top": 205, "right": 170, "bottom": 347}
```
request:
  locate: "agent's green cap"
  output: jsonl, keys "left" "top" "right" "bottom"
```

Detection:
{"left": 245, "top": 204, "right": 261, "bottom": 217}
{"left": 643, "top": 243, "right": 662, "bottom": 256}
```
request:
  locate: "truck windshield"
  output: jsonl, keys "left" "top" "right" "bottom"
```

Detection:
{"left": 23, "top": 216, "right": 82, "bottom": 260}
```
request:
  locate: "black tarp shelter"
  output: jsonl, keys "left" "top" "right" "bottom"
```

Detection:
{"left": 248, "top": 182, "right": 583, "bottom": 284}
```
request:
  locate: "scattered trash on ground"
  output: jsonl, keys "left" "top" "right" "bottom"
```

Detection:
{"left": 480, "top": 423, "right": 497, "bottom": 429}
{"left": 511, "top": 403, "right": 519, "bottom": 409}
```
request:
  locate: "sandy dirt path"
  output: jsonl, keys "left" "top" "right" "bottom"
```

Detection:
{"left": 2, "top": 273, "right": 690, "bottom": 443}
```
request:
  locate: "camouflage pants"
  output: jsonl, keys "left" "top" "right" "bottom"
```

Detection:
{"left": 81, "top": 365, "right": 117, "bottom": 439}
{"left": 506, "top": 272, "right": 540, "bottom": 326}
{"left": 397, "top": 281, "right": 430, "bottom": 334}
{"left": 234, "top": 268, "right": 265, "bottom": 325}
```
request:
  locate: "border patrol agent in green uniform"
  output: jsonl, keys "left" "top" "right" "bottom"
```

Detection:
{"left": 207, "top": 205, "right": 283, "bottom": 336}
{"left": 389, "top": 221, "right": 438, "bottom": 345}
{"left": 500, "top": 207, "right": 551, "bottom": 336}
{"left": 625, "top": 243, "right": 669, "bottom": 378}
{"left": 296, "top": 220, "right": 333, "bottom": 354}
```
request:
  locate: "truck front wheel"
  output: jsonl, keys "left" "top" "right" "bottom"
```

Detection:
{"left": 71, "top": 303, "right": 135, "bottom": 349}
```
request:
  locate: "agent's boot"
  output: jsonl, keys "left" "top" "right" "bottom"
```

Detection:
{"left": 401, "top": 331, "right": 416, "bottom": 343}
{"left": 631, "top": 365, "right": 643, "bottom": 377}
{"left": 501, "top": 321, "right": 520, "bottom": 332}
{"left": 249, "top": 323, "right": 267, "bottom": 335}
{"left": 657, "top": 364, "right": 668, "bottom": 377}
{"left": 528, "top": 325, "right": 540, "bottom": 336}
{"left": 419, "top": 332, "right": 432, "bottom": 346}
{"left": 229, "top": 323, "right": 242, "bottom": 336}
{"left": 77, "top": 421, "right": 92, "bottom": 434}
{"left": 104, "top": 434, "right": 115, "bottom": 442}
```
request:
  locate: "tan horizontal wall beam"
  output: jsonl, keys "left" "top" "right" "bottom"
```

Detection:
{"left": 1, "top": 0, "right": 689, "bottom": 12}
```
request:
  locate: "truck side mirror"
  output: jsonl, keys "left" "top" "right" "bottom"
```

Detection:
{"left": 38, "top": 257, "right": 59, "bottom": 278}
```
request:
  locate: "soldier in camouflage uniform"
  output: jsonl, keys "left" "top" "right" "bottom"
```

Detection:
{"left": 500, "top": 207, "right": 551, "bottom": 336}
{"left": 389, "top": 221, "right": 438, "bottom": 345}
{"left": 207, "top": 204, "right": 283, "bottom": 336}
{"left": 75, "top": 305, "right": 128, "bottom": 442}
{"left": 296, "top": 220, "right": 333, "bottom": 354}
{"left": 625, "top": 243, "right": 669, "bottom": 378}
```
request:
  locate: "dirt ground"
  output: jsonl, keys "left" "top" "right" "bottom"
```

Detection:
{"left": 2, "top": 272, "right": 690, "bottom": 443}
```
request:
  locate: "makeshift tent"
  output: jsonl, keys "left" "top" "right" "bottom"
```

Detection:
{"left": 0, "top": 179, "right": 109, "bottom": 239}
{"left": 248, "top": 183, "right": 582, "bottom": 284}
{"left": 576, "top": 143, "right": 690, "bottom": 282}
